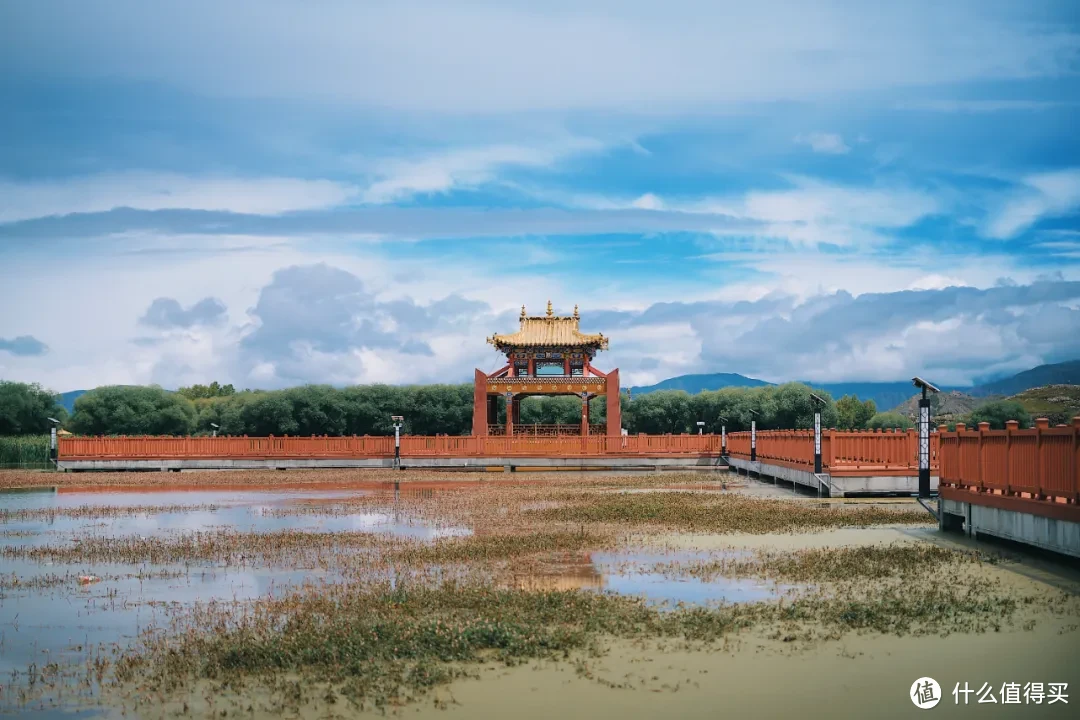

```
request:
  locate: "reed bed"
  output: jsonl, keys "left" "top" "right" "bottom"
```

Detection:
{"left": 0, "top": 435, "right": 51, "bottom": 470}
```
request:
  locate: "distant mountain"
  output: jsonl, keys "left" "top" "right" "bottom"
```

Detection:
{"left": 628, "top": 373, "right": 771, "bottom": 395}
{"left": 628, "top": 375, "right": 957, "bottom": 409}
{"left": 806, "top": 382, "right": 964, "bottom": 411}
{"left": 891, "top": 390, "right": 989, "bottom": 421}
{"left": 59, "top": 390, "right": 87, "bottom": 413}
{"left": 971, "top": 360, "right": 1080, "bottom": 397}
{"left": 628, "top": 360, "right": 1080, "bottom": 411}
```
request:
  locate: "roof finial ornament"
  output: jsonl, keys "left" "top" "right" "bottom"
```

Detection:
{"left": 520, "top": 304, "right": 526, "bottom": 320}
{"left": 546, "top": 299, "right": 553, "bottom": 317}
{"left": 573, "top": 304, "right": 579, "bottom": 320}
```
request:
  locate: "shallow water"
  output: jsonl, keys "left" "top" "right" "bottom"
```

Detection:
{"left": 0, "top": 481, "right": 791, "bottom": 716}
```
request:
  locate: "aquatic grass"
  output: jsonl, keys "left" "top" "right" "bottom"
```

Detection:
{"left": 1, "top": 528, "right": 395, "bottom": 567}
{"left": 660, "top": 543, "right": 987, "bottom": 583}
{"left": 532, "top": 491, "right": 933, "bottom": 533}
{"left": 112, "top": 572, "right": 1035, "bottom": 712}
{"left": 0, "top": 503, "right": 220, "bottom": 523}
{"left": 393, "top": 530, "right": 614, "bottom": 565}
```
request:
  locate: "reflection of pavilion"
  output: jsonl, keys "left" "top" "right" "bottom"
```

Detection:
{"left": 511, "top": 554, "right": 607, "bottom": 591}
{"left": 473, "top": 302, "right": 621, "bottom": 437}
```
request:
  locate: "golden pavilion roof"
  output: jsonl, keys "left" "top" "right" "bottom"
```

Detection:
{"left": 487, "top": 301, "right": 609, "bottom": 350}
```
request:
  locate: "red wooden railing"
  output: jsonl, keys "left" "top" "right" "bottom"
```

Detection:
{"left": 938, "top": 418, "right": 1080, "bottom": 504}
{"left": 58, "top": 433, "right": 724, "bottom": 459}
{"left": 726, "top": 428, "right": 938, "bottom": 476}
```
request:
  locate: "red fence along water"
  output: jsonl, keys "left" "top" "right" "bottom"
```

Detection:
{"left": 58, "top": 433, "right": 724, "bottom": 459}
{"left": 725, "top": 428, "right": 936, "bottom": 476}
{"left": 938, "top": 418, "right": 1080, "bottom": 504}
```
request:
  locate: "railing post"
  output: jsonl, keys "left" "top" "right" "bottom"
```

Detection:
{"left": 1004, "top": 419, "right": 1018, "bottom": 495}
{"left": 1034, "top": 418, "right": 1049, "bottom": 500}
{"left": 977, "top": 422, "right": 989, "bottom": 491}
{"left": 1071, "top": 417, "right": 1080, "bottom": 503}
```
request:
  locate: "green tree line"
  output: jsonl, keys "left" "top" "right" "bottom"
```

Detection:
{"left": 0, "top": 379, "right": 1036, "bottom": 437}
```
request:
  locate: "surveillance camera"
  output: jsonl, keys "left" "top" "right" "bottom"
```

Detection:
{"left": 911, "top": 377, "right": 941, "bottom": 393}
{"left": 809, "top": 393, "right": 826, "bottom": 406}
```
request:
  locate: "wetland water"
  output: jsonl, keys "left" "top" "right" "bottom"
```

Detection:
{"left": 1, "top": 471, "right": 1078, "bottom": 718}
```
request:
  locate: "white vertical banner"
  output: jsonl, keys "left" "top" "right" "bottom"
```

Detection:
{"left": 814, "top": 413, "right": 821, "bottom": 455}
{"left": 751, "top": 420, "right": 756, "bottom": 449}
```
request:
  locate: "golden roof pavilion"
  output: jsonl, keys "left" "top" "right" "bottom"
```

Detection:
{"left": 487, "top": 301, "right": 608, "bottom": 351}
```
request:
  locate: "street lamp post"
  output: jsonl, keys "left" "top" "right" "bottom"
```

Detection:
{"left": 210, "top": 423, "right": 220, "bottom": 438}
{"left": 47, "top": 417, "right": 60, "bottom": 468}
{"left": 911, "top": 378, "right": 940, "bottom": 499}
{"left": 809, "top": 394, "right": 826, "bottom": 475}
{"left": 391, "top": 415, "right": 405, "bottom": 470}
{"left": 748, "top": 410, "right": 759, "bottom": 462}
{"left": 696, "top": 421, "right": 705, "bottom": 436}
{"left": 718, "top": 416, "right": 728, "bottom": 455}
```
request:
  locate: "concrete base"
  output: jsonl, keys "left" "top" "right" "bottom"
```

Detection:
{"left": 726, "top": 457, "right": 938, "bottom": 496}
{"left": 57, "top": 456, "right": 728, "bottom": 472}
{"left": 940, "top": 496, "right": 1080, "bottom": 559}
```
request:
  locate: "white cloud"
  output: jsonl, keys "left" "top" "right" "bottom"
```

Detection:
{"left": 601, "top": 178, "right": 940, "bottom": 248}
{"left": 3, "top": 1, "right": 1077, "bottom": 113}
{"left": 896, "top": 100, "right": 1073, "bottom": 113}
{"left": 794, "top": 132, "right": 850, "bottom": 154}
{"left": 986, "top": 168, "right": 1080, "bottom": 239}
{"left": 357, "top": 138, "right": 604, "bottom": 204}
{"left": 0, "top": 173, "right": 357, "bottom": 223}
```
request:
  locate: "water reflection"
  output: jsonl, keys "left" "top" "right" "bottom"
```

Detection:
{"left": 508, "top": 549, "right": 789, "bottom": 606}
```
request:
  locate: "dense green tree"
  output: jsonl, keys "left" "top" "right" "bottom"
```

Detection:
{"left": 69, "top": 386, "right": 196, "bottom": 435}
{"left": 49, "top": 378, "right": 848, "bottom": 437}
{"left": 965, "top": 400, "right": 1032, "bottom": 430}
{"left": 836, "top": 394, "right": 877, "bottom": 429}
{"left": 624, "top": 390, "right": 693, "bottom": 433}
{"left": 866, "top": 412, "right": 914, "bottom": 430}
{"left": 177, "top": 381, "right": 236, "bottom": 400}
{"left": 0, "top": 381, "right": 67, "bottom": 435}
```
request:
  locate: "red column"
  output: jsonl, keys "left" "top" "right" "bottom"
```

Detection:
{"left": 528, "top": 358, "right": 535, "bottom": 376}
{"left": 472, "top": 369, "right": 488, "bottom": 437}
{"left": 506, "top": 393, "right": 514, "bottom": 437}
{"left": 606, "top": 369, "right": 621, "bottom": 437}
{"left": 581, "top": 393, "right": 589, "bottom": 436}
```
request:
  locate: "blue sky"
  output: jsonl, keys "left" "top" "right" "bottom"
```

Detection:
{"left": 1, "top": 0, "right": 1079, "bottom": 393}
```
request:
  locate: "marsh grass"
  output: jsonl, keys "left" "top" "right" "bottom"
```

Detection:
{"left": 0, "top": 503, "right": 220, "bottom": 523}
{"left": 533, "top": 491, "right": 932, "bottom": 533}
{"left": 112, "top": 571, "right": 1033, "bottom": 712}
{"left": 658, "top": 543, "right": 987, "bottom": 583}
{"left": 1, "top": 528, "right": 393, "bottom": 567}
